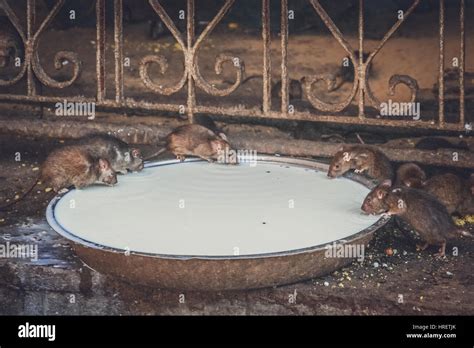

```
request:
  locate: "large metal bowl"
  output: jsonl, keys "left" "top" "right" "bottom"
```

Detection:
{"left": 46, "top": 156, "right": 390, "bottom": 291}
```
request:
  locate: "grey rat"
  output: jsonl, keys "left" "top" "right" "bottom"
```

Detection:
{"left": 76, "top": 133, "right": 144, "bottom": 174}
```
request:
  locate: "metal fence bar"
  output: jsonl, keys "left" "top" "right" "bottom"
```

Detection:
{"left": 262, "top": 0, "right": 271, "bottom": 114}
{"left": 0, "top": 91, "right": 468, "bottom": 131}
{"left": 26, "top": 0, "right": 36, "bottom": 96}
{"left": 358, "top": 0, "right": 364, "bottom": 118}
{"left": 96, "top": 0, "right": 106, "bottom": 102}
{"left": 114, "top": 0, "right": 124, "bottom": 103}
{"left": 280, "top": 0, "right": 289, "bottom": 114}
{"left": 186, "top": 0, "right": 196, "bottom": 122}
{"left": 459, "top": 0, "right": 465, "bottom": 126}
{"left": 438, "top": 0, "right": 445, "bottom": 126}
{"left": 0, "top": 0, "right": 470, "bottom": 133}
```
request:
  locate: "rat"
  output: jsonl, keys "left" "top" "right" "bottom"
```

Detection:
{"left": 396, "top": 169, "right": 473, "bottom": 215}
{"left": 327, "top": 50, "right": 371, "bottom": 92}
{"left": 194, "top": 115, "right": 228, "bottom": 141}
{"left": 146, "top": 124, "right": 237, "bottom": 164}
{"left": 458, "top": 173, "right": 474, "bottom": 214}
{"left": 361, "top": 179, "right": 472, "bottom": 257}
{"left": 224, "top": 75, "right": 304, "bottom": 101}
{"left": 75, "top": 134, "right": 144, "bottom": 174}
{"left": 423, "top": 173, "right": 472, "bottom": 215}
{"left": 0, "top": 146, "right": 117, "bottom": 211}
{"left": 272, "top": 78, "right": 304, "bottom": 101}
{"left": 394, "top": 163, "right": 426, "bottom": 189}
{"left": 327, "top": 145, "right": 393, "bottom": 183}
{"left": 415, "top": 137, "right": 469, "bottom": 151}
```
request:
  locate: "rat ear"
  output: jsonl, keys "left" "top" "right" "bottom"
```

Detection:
{"left": 99, "top": 158, "right": 108, "bottom": 170}
{"left": 376, "top": 189, "right": 386, "bottom": 200}
{"left": 218, "top": 132, "right": 228, "bottom": 142}
{"left": 131, "top": 148, "right": 141, "bottom": 158}
{"left": 380, "top": 179, "right": 392, "bottom": 188}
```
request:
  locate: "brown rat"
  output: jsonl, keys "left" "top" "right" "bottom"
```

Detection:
{"left": 361, "top": 180, "right": 472, "bottom": 257}
{"left": 75, "top": 134, "right": 144, "bottom": 174}
{"left": 272, "top": 78, "right": 304, "bottom": 101}
{"left": 423, "top": 173, "right": 472, "bottom": 215}
{"left": 394, "top": 163, "right": 426, "bottom": 189}
{"left": 0, "top": 146, "right": 117, "bottom": 210}
{"left": 327, "top": 145, "right": 393, "bottom": 183}
{"left": 146, "top": 124, "right": 237, "bottom": 164}
{"left": 415, "top": 137, "right": 469, "bottom": 151}
{"left": 226, "top": 75, "right": 304, "bottom": 101}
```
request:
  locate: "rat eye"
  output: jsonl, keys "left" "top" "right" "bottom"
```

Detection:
{"left": 335, "top": 164, "right": 340, "bottom": 169}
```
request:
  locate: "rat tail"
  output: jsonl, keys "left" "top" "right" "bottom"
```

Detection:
{"left": 143, "top": 146, "right": 167, "bottom": 161}
{"left": 0, "top": 176, "right": 40, "bottom": 211}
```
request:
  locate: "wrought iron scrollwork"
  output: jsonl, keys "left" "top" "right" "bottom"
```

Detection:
{"left": 140, "top": 0, "right": 244, "bottom": 97}
{"left": 0, "top": 0, "right": 82, "bottom": 89}
{"left": 0, "top": 0, "right": 27, "bottom": 86}
{"left": 305, "top": 0, "right": 420, "bottom": 113}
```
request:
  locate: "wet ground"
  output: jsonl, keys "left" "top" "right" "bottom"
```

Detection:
{"left": 0, "top": 133, "right": 473, "bottom": 315}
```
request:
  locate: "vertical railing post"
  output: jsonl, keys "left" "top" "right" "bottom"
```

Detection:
{"left": 280, "top": 0, "right": 289, "bottom": 115}
{"left": 187, "top": 0, "right": 196, "bottom": 123}
{"left": 26, "top": 0, "right": 36, "bottom": 96}
{"left": 438, "top": 0, "right": 445, "bottom": 126}
{"left": 96, "top": 0, "right": 106, "bottom": 102}
{"left": 358, "top": 0, "right": 365, "bottom": 118}
{"left": 114, "top": 0, "right": 124, "bottom": 103}
{"left": 262, "top": 0, "right": 271, "bottom": 114}
{"left": 459, "top": 0, "right": 465, "bottom": 127}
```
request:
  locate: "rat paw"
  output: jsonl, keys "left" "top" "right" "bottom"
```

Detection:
{"left": 416, "top": 243, "right": 429, "bottom": 252}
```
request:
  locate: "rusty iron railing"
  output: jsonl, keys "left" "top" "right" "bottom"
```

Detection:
{"left": 0, "top": 0, "right": 470, "bottom": 131}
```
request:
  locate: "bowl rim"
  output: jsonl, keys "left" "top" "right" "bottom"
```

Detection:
{"left": 46, "top": 155, "right": 390, "bottom": 261}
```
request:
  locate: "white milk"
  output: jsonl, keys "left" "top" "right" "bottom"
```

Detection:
{"left": 53, "top": 160, "right": 379, "bottom": 256}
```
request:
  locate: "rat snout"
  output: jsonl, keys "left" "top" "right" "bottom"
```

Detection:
{"left": 361, "top": 202, "right": 369, "bottom": 214}
{"left": 361, "top": 199, "right": 374, "bottom": 215}
{"left": 128, "top": 160, "right": 144, "bottom": 172}
{"left": 105, "top": 174, "right": 118, "bottom": 186}
{"left": 327, "top": 171, "right": 335, "bottom": 178}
